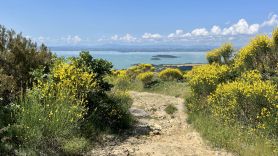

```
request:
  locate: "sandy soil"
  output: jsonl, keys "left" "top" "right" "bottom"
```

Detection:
{"left": 88, "top": 91, "right": 233, "bottom": 156}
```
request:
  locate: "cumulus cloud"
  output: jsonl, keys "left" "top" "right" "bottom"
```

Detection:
{"left": 142, "top": 33, "right": 162, "bottom": 40}
{"left": 111, "top": 35, "right": 119, "bottom": 40}
{"left": 191, "top": 28, "right": 209, "bottom": 36}
{"left": 261, "top": 14, "right": 278, "bottom": 27}
{"left": 168, "top": 29, "right": 191, "bottom": 39}
{"left": 65, "top": 35, "right": 82, "bottom": 44}
{"left": 99, "top": 13, "right": 278, "bottom": 45}
{"left": 211, "top": 26, "right": 222, "bottom": 35}
{"left": 110, "top": 34, "right": 137, "bottom": 42}
{"left": 222, "top": 19, "right": 259, "bottom": 35}
{"left": 121, "top": 34, "right": 137, "bottom": 42}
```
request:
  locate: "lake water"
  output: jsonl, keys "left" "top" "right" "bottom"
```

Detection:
{"left": 54, "top": 51, "right": 208, "bottom": 69}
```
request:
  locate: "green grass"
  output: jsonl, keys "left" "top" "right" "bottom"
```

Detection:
{"left": 144, "top": 81, "right": 190, "bottom": 97}
{"left": 187, "top": 110, "right": 278, "bottom": 156}
{"left": 107, "top": 76, "right": 191, "bottom": 97}
{"left": 164, "top": 104, "right": 178, "bottom": 115}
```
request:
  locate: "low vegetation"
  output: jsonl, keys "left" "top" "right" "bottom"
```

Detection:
{"left": 158, "top": 68, "right": 183, "bottom": 81}
{"left": 109, "top": 64, "right": 190, "bottom": 97}
{"left": 185, "top": 28, "right": 278, "bottom": 155}
{"left": 1, "top": 22, "right": 277, "bottom": 155}
{"left": 164, "top": 104, "right": 178, "bottom": 115}
{"left": 0, "top": 25, "right": 133, "bottom": 155}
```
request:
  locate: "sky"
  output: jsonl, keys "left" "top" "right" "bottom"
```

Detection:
{"left": 0, "top": 0, "right": 278, "bottom": 47}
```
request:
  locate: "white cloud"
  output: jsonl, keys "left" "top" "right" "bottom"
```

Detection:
{"left": 99, "top": 13, "right": 278, "bottom": 45}
{"left": 109, "top": 34, "right": 137, "bottom": 42}
{"left": 222, "top": 19, "right": 259, "bottom": 35}
{"left": 120, "top": 34, "right": 137, "bottom": 42}
{"left": 168, "top": 29, "right": 191, "bottom": 39}
{"left": 111, "top": 35, "right": 119, "bottom": 40}
{"left": 142, "top": 33, "right": 162, "bottom": 40}
{"left": 191, "top": 28, "right": 209, "bottom": 36}
{"left": 65, "top": 35, "right": 82, "bottom": 44}
{"left": 261, "top": 14, "right": 278, "bottom": 27}
{"left": 211, "top": 25, "right": 222, "bottom": 35}
{"left": 176, "top": 29, "right": 184, "bottom": 35}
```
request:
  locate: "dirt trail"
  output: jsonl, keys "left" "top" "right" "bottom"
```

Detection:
{"left": 89, "top": 91, "right": 232, "bottom": 156}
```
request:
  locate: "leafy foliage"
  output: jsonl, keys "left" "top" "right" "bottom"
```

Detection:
{"left": 84, "top": 91, "right": 133, "bottom": 133}
{"left": 234, "top": 35, "right": 275, "bottom": 75}
{"left": 0, "top": 25, "right": 52, "bottom": 154}
{"left": 206, "top": 43, "right": 234, "bottom": 64}
{"left": 13, "top": 58, "right": 95, "bottom": 153}
{"left": 126, "top": 64, "right": 155, "bottom": 79}
{"left": 136, "top": 71, "right": 155, "bottom": 88}
{"left": 208, "top": 70, "right": 278, "bottom": 133}
{"left": 186, "top": 28, "right": 278, "bottom": 143}
{"left": 206, "top": 50, "right": 221, "bottom": 64}
{"left": 185, "top": 64, "right": 230, "bottom": 96}
{"left": 158, "top": 68, "right": 183, "bottom": 81}
{"left": 0, "top": 25, "right": 52, "bottom": 105}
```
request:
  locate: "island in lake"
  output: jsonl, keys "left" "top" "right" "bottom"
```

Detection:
{"left": 151, "top": 54, "right": 179, "bottom": 59}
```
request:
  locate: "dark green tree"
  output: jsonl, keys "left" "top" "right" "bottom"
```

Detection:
{"left": 0, "top": 25, "right": 52, "bottom": 105}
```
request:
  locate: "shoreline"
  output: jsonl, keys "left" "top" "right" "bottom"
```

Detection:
{"left": 128, "top": 63, "right": 206, "bottom": 71}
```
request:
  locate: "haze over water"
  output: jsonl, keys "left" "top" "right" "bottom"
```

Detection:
{"left": 54, "top": 51, "right": 208, "bottom": 69}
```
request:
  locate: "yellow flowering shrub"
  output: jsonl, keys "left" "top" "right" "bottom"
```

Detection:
{"left": 234, "top": 35, "right": 273, "bottom": 73}
{"left": 208, "top": 70, "right": 278, "bottom": 132}
{"left": 185, "top": 64, "right": 230, "bottom": 96}
{"left": 218, "top": 43, "right": 234, "bottom": 64}
{"left": 126, "top": 64, "right": 155, "bottom": 79}
{"left": 137, "top": 72, "right": 155, "bottom": 87}
{"left": 158, "top": 68, "right": 183, "bottom": 81}
{"left": 206, "top": 43, "right": 234, "bottom": 64}
{"left": 206, "top": 49, "right": 221, "bottom": 64}
{"left": 273, "top": 27, "right": 278, "bottom": 47}
{"left": 272, "top": 28, "right": 278, "bottom": 69}
{"left": 47, "top": 59, "right": 96, "bottom": 100}
{"left": 15, "top": 59, "right": 97, "bottom": 148}
{"left": 114, "top": 69, "right": 127, "bottom": 78}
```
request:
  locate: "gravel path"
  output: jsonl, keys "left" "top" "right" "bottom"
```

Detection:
{"left": 88, "top": 91, "right": 233, "bottom": 156}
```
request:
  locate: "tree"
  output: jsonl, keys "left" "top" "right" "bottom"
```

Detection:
{"left": 0, "top": 25, "right": 52, "bottom": 105}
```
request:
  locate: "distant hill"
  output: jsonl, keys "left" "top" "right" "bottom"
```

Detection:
{"left": 49, "top": 44, "right": 217, "bottom": 52}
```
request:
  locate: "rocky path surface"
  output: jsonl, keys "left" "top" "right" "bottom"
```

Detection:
{"left": 88, "top": 91, "right": 232, "bottom": 156}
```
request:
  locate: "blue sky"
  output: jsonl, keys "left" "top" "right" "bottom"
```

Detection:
{"left": 0, "top": 0, "right": 277, "bottom": 46}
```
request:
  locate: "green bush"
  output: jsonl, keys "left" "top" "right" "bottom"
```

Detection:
{"left": 185, "top": 64, "right": 230, "bottom": 96}
{"left": 14, "top": 88, "right": 86, "bottom": 154}
{"left": 208, "top": 70, "right": 278, "bottom": 133}
{"left": 126, "top": 64, "right": 155, "bottom": 79}
{"left": 0, "top": 24, "right": 52, "bottom": 154}
{"left": 0, "top": 25, "right": 52, "bottom": 104}
{"left": 158, "top": 68, "right": 183, "bottom": 81}
{"left": 86, "top": 91, "right": 134, "bottom": 132}
{"left": 206, "top": 49, "right": 221, "bottom": 64}
{"left": 12, "top": 53, "right": 97, "bottom": 154}
{"left": 234, "top": 35, "right": 274, "bottom": 74}
{"left": 113, "top": 76, "right": 133, "bottom": 91}
{"left": 136, "top": 71, "right": 155, "bottom": 88}
{"left": 206, "top": 43, "right": 234, "bottom": 64}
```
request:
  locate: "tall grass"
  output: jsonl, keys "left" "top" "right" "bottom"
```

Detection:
{"left": 186, "top": 103, "right": 278, "bottom": 156}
